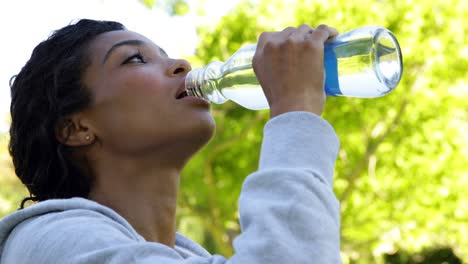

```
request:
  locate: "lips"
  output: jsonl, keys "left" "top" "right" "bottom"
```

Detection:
{"left": 175, "top": 81, "right": 189, "bottom": 99}
{"left": 176, "top": 90, "right": 188, "bottom": 99}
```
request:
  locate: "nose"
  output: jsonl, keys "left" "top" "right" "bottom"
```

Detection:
{"left": 168, "top": 59, "right": 192, "bottom": 76}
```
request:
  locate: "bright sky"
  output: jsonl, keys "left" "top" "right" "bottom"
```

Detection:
{"left": 0, "top": 0, "right": 238, "bottom": 132}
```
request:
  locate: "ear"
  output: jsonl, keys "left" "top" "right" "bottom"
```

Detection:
{"left": 55, "top": 115, "right": 95, "bottom": 147}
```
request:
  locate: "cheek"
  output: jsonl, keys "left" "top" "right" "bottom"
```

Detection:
{"left": 91, "top": 65, "right": 167, "bottom": 102}
{"left": 116, "top": 70, "right": 167, "bottom": 101}
{"left": 90, "top": 73, "right": 171, "bottom": 135}
{"left": 89, "top": 100, "right": 170, "bottom": 153}
{"left": 100, "top": 72, "right": 168, "bottom": 116}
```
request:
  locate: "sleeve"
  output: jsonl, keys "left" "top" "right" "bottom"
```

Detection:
{"left": 3, "top": 112, "right": 340, "bottom": 264}
{"left": 229, "top": 111, "right": 341, "bottom": 263}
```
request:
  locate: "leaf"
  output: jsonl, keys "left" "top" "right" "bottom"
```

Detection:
{"left": 140, "top": 0, "right": 156, "bottom": 8}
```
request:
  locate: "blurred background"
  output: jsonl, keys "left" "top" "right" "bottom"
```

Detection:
{"left": 1, "top": 0, "right": 467, "bottom": 263}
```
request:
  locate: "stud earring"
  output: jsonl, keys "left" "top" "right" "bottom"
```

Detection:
{"left": 85, "top": 135, "right": 91, "bottom": 141}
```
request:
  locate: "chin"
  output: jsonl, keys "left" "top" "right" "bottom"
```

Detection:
{"left": 172, "top": 122, "right": 214, "bottom": 165}
{"left": 193, "top": 114, "right": 216, "bottom": 146}
{"left": 165, "top": 112, "right": 216, "bottom": 159}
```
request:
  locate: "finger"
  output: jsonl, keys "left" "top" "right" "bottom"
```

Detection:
{"left": 279, "top": 26, "right": 297, "bottom": 38}
{"left": 257, "top": 31, "right": 275, "bottom": 50}
{"left": 289, "top": 24, "right": 314, "bottom": 41}
{"left": 257, "top": 26, "right": 297, "bottom": 50}
{"left": 328, "top": 26, "right": 339, "bottom": 37}
{"left": 269, "top": 26, "right": 298, "bottom": 47}
{"left": 309, "top": 24, "right": 338, "bottom": 43}
{"left": 297, "top": 24, "right": 315, "bottom": 34}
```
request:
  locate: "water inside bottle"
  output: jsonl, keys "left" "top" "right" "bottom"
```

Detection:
{"left": 215, "top": 67, "right": 269, "bottom": 110}
{"left": 330, "top": 30, "right": 402, "bottom": 97}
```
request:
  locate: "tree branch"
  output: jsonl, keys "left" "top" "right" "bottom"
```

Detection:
{"left": 177, "top": 193, "right": 233, "bottom": 256}
{"left": 208, "top": 112, "right": 266, "bottom": 160}
{"left": 200, "top": 111, "right": 265, "bottom": 255}
{"left": 339, "top": 98, "right": 408, "bottom": 203}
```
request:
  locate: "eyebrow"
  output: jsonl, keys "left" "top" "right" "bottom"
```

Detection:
{"left": 102, "top": 39, "right": 168, "bottom": 64}
{"left": 102, "top": 39, "right": 144, "bottom": 64}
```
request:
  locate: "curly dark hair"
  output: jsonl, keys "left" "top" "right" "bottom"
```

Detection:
{"left": 9, "top": 19, "right": 125, "bottom": 209}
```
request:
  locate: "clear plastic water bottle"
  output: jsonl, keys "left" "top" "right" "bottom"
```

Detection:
{"left": 185, "top": 26, "right": 403, "bottom": 110}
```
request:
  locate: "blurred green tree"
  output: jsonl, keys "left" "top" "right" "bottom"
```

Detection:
{"left": 140, "top": 0, "right": 189, "bottom": 15}
{"left": 0, "top": 131, "right": 28, "bottom": 217}
{"left": 384, "top": 246, "right": 462, "bottom": 264}
{"left": 176, "top": 0, "right": 468, "bottom": 262}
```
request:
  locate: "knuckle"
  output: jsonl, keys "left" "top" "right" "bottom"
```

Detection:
{"left": 298, "top": 23, "right": 313, "bottom": 30}
{"left": 283, "top": 37, "right": 296, "bottom": 47}
{"left": 258, "top": 31, "right": 275, "bottom": 43}
{"left": 264, "top": 40, "right": 280, "bottom": 52}
{"left": 258, "top": 32, "right": 269, "bottom": 41}
{"left": 280, "top": 37, "right": 301, "bottom": 50}
{"left": 282, "top": 26, "right": 295, "bottom": 33}
{"left": 316, "top": 24, "right": 329, "bottom": 30}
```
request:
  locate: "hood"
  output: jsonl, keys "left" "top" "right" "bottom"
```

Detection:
{"left": 0, "top": 198, "right": 93, "bottom": 260}
{"left": 0, "top": 197, "right": 210, "bottom": 262}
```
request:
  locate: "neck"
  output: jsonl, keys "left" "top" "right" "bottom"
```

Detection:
{"left": 88, "top": 150, "right": 184, "bottom": 247}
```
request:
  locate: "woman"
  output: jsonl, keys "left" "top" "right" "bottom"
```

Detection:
{"left": 0, "top": 19, "right": 341, "bottom": 263}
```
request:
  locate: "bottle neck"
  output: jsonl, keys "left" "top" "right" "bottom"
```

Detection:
{"left": 185, "top": 67, "right": 207, "bottom": 99}
{"left": 185, "top": 44, "right": 258, "bottom": 105}
{"left": 185, "top": 61, "right": 228, "bottom": 104}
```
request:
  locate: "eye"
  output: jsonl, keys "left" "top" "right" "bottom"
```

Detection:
{"left": 122, "top": 51, "right": 146, "bottom": 65}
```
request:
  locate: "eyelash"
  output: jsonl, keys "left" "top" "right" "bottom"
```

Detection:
{"left": 122, "top": 51, "right": 146, "bottom": 65}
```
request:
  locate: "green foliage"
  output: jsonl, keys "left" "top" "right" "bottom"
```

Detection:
{"left": 140, "top": 0, "right": 156, "bottom": 9}
{"left": 140, "top": 0, "right": 189, "bottom": 16}
{"left": 182, "top": 0, "right": 468, "bottom": 262}
{"left": 0, "top": 132, "right": 28, "bottom": 217}
{"left": 384, "top": 247, "right": 462, "bottom": 264}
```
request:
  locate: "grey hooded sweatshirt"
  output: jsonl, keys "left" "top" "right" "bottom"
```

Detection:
{"left": 0, "top": 112, "right": 341, "bottom": 264}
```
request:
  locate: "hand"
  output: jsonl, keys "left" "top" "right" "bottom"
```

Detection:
{"left": 252, "top": 24, "right": 339, "bottom": 118}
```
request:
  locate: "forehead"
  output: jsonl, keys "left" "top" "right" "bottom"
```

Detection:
{"left": 87, "top": 30, "right": 160, "bottom": 58}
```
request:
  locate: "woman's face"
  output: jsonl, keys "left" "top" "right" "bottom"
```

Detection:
{"left": 81, "top": 30, "right": 215, "bottom": 156}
